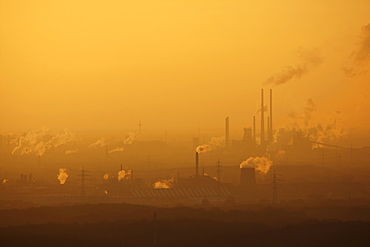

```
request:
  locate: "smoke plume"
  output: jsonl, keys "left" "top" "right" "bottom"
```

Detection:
{"left": 240, "top": 157, "right": 272, "bottom": 174}
{"left": 343, "top": 23, "right": 370, "bottom": 77}
{"left": 123, "top": 132, "right": 136, "bottom": 144}
{"left": 117, "top": 169, "right": 131, "bottom": 181}
{"left": 12, "top": 128, "right": 75, "bottom": 156}
{"left": 266, "top": 48, "right": 323, "bottom": 86}
{"left": 57, "top": 168, "right": 68, "bottom": 184}
{"left": 196, "top": 136, "right": 225, "bottom": 153}
{"left": 108, "top": 147, "right": 124, "bottom": 153}
{"left": 255, "top": 105, "right": 268, "bottom": 114}
{"left": 153, "top": 178, "right": 174, "bottom": 189}
{"left": 274, "top": 99, "right": 346, "bottom": 146}
{"left": 65, "top": 149, "right": 77, "bottom": 155}
{"left": 89, "top": 138, "right": 107, "bottom": 148}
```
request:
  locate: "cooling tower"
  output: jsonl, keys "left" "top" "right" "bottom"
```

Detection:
{"left": 240, "top": 168, "right": 256, "bottom": 186}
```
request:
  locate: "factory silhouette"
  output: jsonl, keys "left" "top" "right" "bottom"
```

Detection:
{"left": 1, "top": 89, "right": 369, "bottom": 208}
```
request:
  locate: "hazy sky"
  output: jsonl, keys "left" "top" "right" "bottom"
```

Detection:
{"left": 1, "top": 0, "right": 369, "bottom": 136}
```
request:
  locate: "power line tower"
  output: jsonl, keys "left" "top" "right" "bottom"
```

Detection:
{"left": 216, "top": 158, "right": 222, "bottom": 182}
{"left": 78, "top": 166, "right": 90, "bottom": 197}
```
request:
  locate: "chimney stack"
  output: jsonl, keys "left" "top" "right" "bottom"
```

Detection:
{"left": 270, "top": 89, "right": 273, "bottom": 142}
{"left": 195, "top": 152, "right": 199, "bottom": 176}
{"left": 261, "top": 89, "right": 265, "bottom": 145}
{"left": 253, "top": 116, "right": 256, "bottom": 144}
{"left": 225, "top": 116, "right": 230, "bottom": 148}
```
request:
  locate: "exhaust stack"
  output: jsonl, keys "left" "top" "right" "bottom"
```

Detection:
{"left": 225, "top": 116, "right": 230, "bottom": 148}
{"left": 261, "top": 89, "right": 265, "bottom": 145}
{"left": 195, "top": 152, "right": 199, "bottom": 176}
{"left": 270, "top": 89, "right": 273, "bottom": 142}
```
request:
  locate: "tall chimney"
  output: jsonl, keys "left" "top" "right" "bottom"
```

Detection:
{"left": 253, "top": 116, "right": 256, "bottom": 144}
{"left": 261, "top": 89, "right": 265, "bottom": 145}
{"left": 270, "top": 89, "right": 273, "bottom": 142}
{"left": 225, "top": 116, "right": 230, "bottom": 148}
{"left": 195, "top": 152, "right": 199, "bottom": 176}
{"left": 267, "top": 116, "right": 270, "bottom": 142}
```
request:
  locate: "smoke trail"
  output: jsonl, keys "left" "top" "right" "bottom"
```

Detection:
{"left": 196, "top": 136, "right": 225, "bottom": 153}
{"left": 274, "top": 100, "right": 346, "bottom": 146}
{"left": 266, "top": 48, "right": 323, "bottom": 86}
{"left": 57, "top": 168, "right": 68, "bottom": 184}
{"left": 343, "top": 23, "right": 370, "bottom": 77}
{"left": 89, "top": 138, "right": 107, "bottom": 148}
{"left": 123, "top": 132, "right": 136, "bottom": 144}
{"left": 46, "top": 129, "right": 75, "bottom": 148}
{"left": 12, "top": 128, "right": 76, "bottom": 156}
{"left": 153, "top": 178, "right": 174, "bottom": 189}
{"left": 108, "top": 147, "right": 124, "bottom": 153}
{"left": 240, "top": 157, "right": 272, "bottom": 174}
{"left": 255, "top": 105, "right": 268, "bottom": 114}
{"left": 65, "top": 149, "right": 77, "bottom": 155}
{"left": 196, "top": 144, "right": 211, "bottom": 153}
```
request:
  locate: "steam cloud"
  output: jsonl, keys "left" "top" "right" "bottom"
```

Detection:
{"left": 123, "top": 132, "right": 136, "bottom": 144}
{"left": 65, "top": 149, "right": 77, "bottom": 155}
{"left": 196, "top": 136, "right": 225, "bottom": 153}
{"left": 275, "top": 99, "right": 346, "bottom": 146}
{"left": 108, "top": 147, "right": 124, "bottom": 153}
{"left": 89, "top": 138, "right": 107, "bottom": 148}
{"left": 240, "top": 157, "right": 272, "bottom": 174}
{"left": 266, "top": 48, "right": 323, "bottom": 86}
{"left": 153, "top": 178, "right": 174, "bottom": 189}
{"left": 57, "top": 168, "right": 68, "bottom": 184}
{"left": 12, "top": 128, "right": 76, "bottom": 156}
{"left": 255, "top": 105, "right": 268, "bottom": 114}
{"left": 117, "top": 169, "right": 131, "bottom": 181}
{"left": 343, "top": 23, "right": 370, "bottom": 77}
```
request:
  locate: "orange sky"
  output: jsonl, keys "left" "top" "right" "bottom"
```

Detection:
{"left": 0, "top": 0, "right": 369, "bottom": 137}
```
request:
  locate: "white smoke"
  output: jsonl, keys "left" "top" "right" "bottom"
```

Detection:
{"left": 196, "top": 136, "right": 225, "bottom": 153}
{"left": 266, "top": 47, "right": 323, "bottom": 86}
{"left": 117, "top": 169, "right": 131, "bottom": 181}
{"left": 108, "top": 147, "right": 124, "bottom": 153}
{"left": 89, "top": 138, "right": 107, "bottom": 148}
{"left": 65, "top": 149, "right": 77, "bottom": 155}
{"left": 12, "top": 128, "right": 76, "bottom": 156}
{"left": 255, "top": 105, "right": 268, "bottom": 114}
{"left": 123, "top": 132, "right": 136, "bottom": 144}
{"left": 57, "top": 168, "right": 68, "bottom": 184}
{"left": 240, "top": 157, "right": 272, "bottom": 174}
{"left": 274, "top": 99, "right": 346, "bottom": 147}
{"left": 153, "top": 178, "right": 174, "bottom": 189}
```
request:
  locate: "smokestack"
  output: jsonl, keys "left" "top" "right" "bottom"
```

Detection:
{"left": 240, "top": 167, "right": 256, "bottom": 187}
{"left": 225, "top": 116, "right": 230, "bottom": 148}
{"left": 261, "top": 89, "right": 265, "bottom": 145}
{"left": 195, "top": 152, "right": 199, "bottom": 176}
{"left": 267, "top": 116, "right": 270, "bottom": 142}
{"left": 253, "top": 116, "right": 256, "bottom": 144}
{"left": 270, "top": 89, "right": 273, "bottom": 142}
